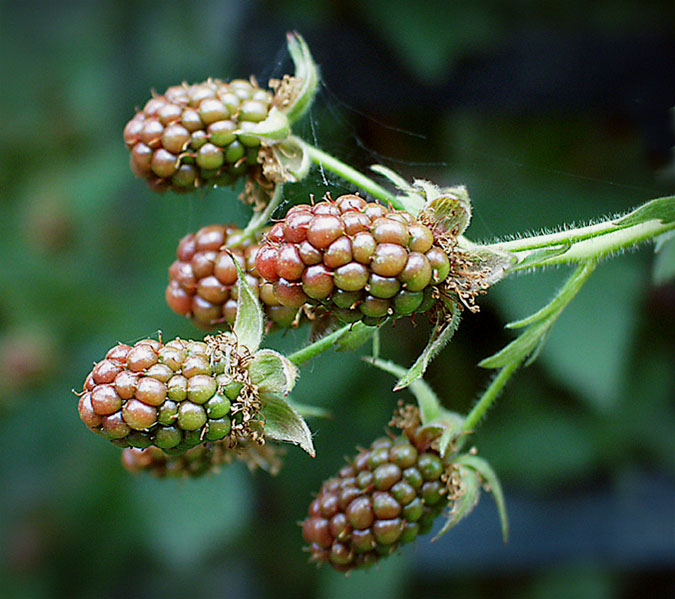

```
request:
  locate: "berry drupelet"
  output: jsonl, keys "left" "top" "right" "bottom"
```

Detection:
{"left": 255, "top": 195, "right": 451, "bottom": 325}
{"left": 123, "top": 78, "right": 273, "bottom": 193}
{"left": 76, "top": 336, "right": 262, "bottom": 455}
{"left": 122, "top": 438, "right": 283, "bottom": 478}
{"left": 301, "top": 420, "right": 461, "bottom": 572}
{"left": 165, "top": 224, "right": 298, "bottom": 330}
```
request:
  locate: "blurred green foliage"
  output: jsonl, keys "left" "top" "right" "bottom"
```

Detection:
{"left": 1, "top": 1, "right": 673, "bottom": 598}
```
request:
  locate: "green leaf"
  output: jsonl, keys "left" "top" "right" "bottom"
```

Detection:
{"left": 511, "top": 241, "right": 571, "bottom": 271}
{"left": 247, "top": 349, "right": 298, "bottom": 401}
{"left": 432, "top": 464, "right": 481, "bottom": 541}
{"left": 614, "top": 195, "right": 675, "bottom": 227}
{"left": 284, "top": 32, "right": 320, "bottom": 124}
{"left": 232, "top": 256, "right": 263, "bottom": 353}
{"left": 261, "top": 394, "right": 315, "bottom": 456}
{"left": 456, "top": 454, "right": 509, "bottom": 542}
{"left": 394, "top": 302, "right": 461, "bottom": 391}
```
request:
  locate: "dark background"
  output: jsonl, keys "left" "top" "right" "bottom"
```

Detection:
{"left": 1, "top": 1, "right": 673, "bottom": 597}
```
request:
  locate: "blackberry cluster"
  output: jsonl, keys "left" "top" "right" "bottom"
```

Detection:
{"left": 77, "top": 336, "right": 259, "bottom": 454}
{"left": 166, "top": 224, "right": 298, "bottom": 330}
{"left": 123, "top": 78, "right": 273, "bottom": 192}
{"left": 301, "top": 425, "right": 457, "bottom": 572}
{"left": 255, "top": 195, "right": 450, "bottom": 325}
{"left": 122, "top": 439, "right": 283, "bottom": 478}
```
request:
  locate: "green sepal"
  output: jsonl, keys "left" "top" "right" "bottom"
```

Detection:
{"left": 432, "top": 463, "right": 481, "bottom": 541}
{"left": 456, "top": 454, "right": 509, "bottom": 542}
{"left": 261, "top": 394, "right": 315, "bottom": 456}
{"left": 247, "top": 349, "right": 298, "bottom": 402}
{"left": 271, "top": 137, "right": 312, "bottom": 183}
{"left": 435, "top": 413, "right": 466, "bottom": 459}
{"left": 283, "top": 32, "right": 320, "bottom": 124}
{"left": 366, "top": 356, "right": 464, "bottom": 457}
{"left": 417, "top": 182, "right": 472, "bottom": 236}
{"left": 232, "top": 256, "right": 264, "bottom": 353}
{"left": 238, "top": 107, "right": 290, "bottom": 142}
{"left": 394, "top": 301, "right": 461, "bottom": 391}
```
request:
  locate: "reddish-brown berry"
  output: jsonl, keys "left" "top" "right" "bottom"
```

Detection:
{"left": 255, "top": 196, "right": 450, "bottom": 324}
{"left": 166, "top": 224, "right": 299, "bottom": 330}
{"left": 301, "top": 421, "right": 459, "bottom": 572}
{"left": 124, "top": 79, "right": 274, "bottom": 193}
{"left": 76, "top": 335, "right": 262, "bottom": 454}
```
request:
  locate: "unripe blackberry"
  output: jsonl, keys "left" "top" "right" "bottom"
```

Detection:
{"left": 76, "top": 335, "right": 262, "bottom": 454}
{"left": 166, "top": 224, "right": 299, "bottom": 330}
{"left": 255, "top": 195, "right": 450, "bottom": 324}
{"left": 124, "top": 78, "right": 274, "bottom": 193}
{"left": 301, "top": 420, "right": 461, "bottom": 572}
{"left": 121, "top": 438, "right": 283, "bottom": 478}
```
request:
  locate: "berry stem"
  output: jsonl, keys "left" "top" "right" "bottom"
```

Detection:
{"left": 227, "top": 185, "right": 285, "bottom": 247}
{"left": 298, "top": 138, "right": 400, "bottom": 206}
{"left": 479, "top": 195, "right": 674, "bottom": 272}
{"left": 287, "top": 321, "right": 371, "bottom": 366}
{"left": 461, "top": 361, "right": 519, "bottom": 436}
{"left": 461, "top": 260, "right": 597, "bottom": 435}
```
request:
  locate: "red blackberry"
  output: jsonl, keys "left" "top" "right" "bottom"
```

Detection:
{"left": 76, "top": 335, "right": 262, "bottom": 454}
{"left": 254, "top": 195, "right": 452, "bottom": 325}
{"left": 301, "top": 416, "right": 463, "bottom": 572}
{"left": 165, "top": 224, "right": 298, "bottom": 330}
{"left": 123, "top": 78, "right": 274, "bottom": 193}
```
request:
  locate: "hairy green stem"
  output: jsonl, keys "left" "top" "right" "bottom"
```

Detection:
{"left": 299, "top": 139, "right": 399, "bottom": 206}
{"left": 461, "top": 261, "right": 597, "bottom": 435}
{"left": 462, "top": 362, "right": 518, "bottom": 434}
{"left": 481, "top": 196, "right": 674, "bottom": 271}
{"left": 288, "top": 321, "right": 369, "bottom": 366}
{"left": 227, "top": 185, "right": 285, "bottom": 247}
